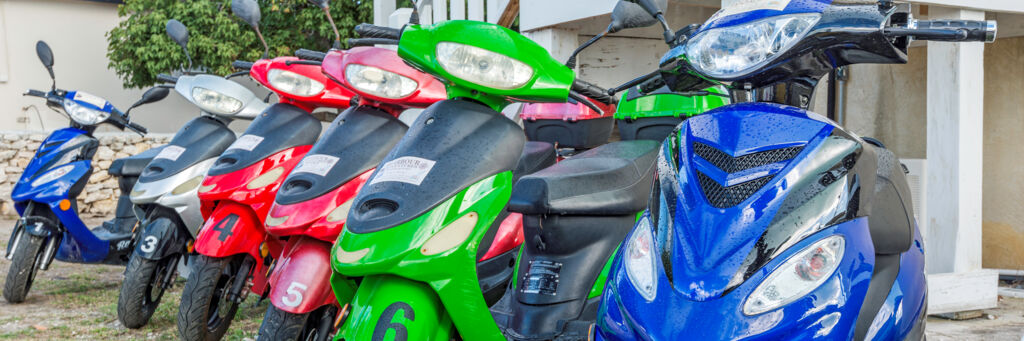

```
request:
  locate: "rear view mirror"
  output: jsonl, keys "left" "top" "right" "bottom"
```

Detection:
{"left": 232, "top": 0, "right": 270, "bottom": 58}
{"left": 609, "top": 1, "right": 659, "bottom": 33}
{"left": 306, "top": 0, "right": 342, "bottom": 49}
{"left": 126, "top": 87, "right": 170, "bottom": 115}
{"left": 166, "top": 20, "right": 189, "bottom": 51}
{"left": 36, "top": 40, "right": 56, "bottom": 88}
{"left": 306, "top": 0, "right": 329, "bottom": 9}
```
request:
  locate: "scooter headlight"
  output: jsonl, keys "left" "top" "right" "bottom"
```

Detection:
{"left": 624, "top": 215, "right": 657, "bottom": 301}
{"left": 686, "top": 13, "right": 820, "bottom": 79}
{"left": 62, "top": 98, "right": 110, "bottom": 126}
{"left": 436, "top": 42, "right": 534, "bottom": 90}
{"left": 268, "top": 69, "right": 325, "bottom": 97}
{"left": 345, "top": 64, "right": 418, "bottom": 99}
{"left": 743, "top": 235, "right": 845, "bottom": 315}
{"left": 31, "top": 164, "right": 75, "bottom": 187}
{"left": 191, "top": 87, "right": 243, "bottom": 115}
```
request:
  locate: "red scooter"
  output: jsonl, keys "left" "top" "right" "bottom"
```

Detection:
{"left": 175, "top": 2, "right": 356, "bottom": 340}
{"left": 255, "top": 45, "right": 446, "bottom": 340}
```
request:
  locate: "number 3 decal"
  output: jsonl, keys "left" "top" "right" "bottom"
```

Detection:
{"left": 281, "top": 282, "right": 308, "bottom": 307}
{"left": 140, "top": 235, "right": 158, "bottom": 253}
{"left": 372, "top": 302, "right": 415, "bottom": 341}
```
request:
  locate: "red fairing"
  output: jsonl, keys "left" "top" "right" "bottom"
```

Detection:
{"left": 519, "top": 101, "right": 616, "bottom": 122}
{"left": 198, "top": 146, "right": 311, "bottom": 220}
{"left": 268, "top": 236, "right": 338, "bottom": 314}
{"left": 264, "top": 169, "right": 374, "bottom": 242}
{"left": 480, "top": 213, "right": 526, "bottom": 262}
{"left": 321, "top": 47, "right": 446, "bottom": 115}
{"left": 249, "top": 57, "right": 355, "bottom": 112}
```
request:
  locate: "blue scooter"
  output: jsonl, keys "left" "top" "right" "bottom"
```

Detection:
{"left": 594, "top": 0, "right": 996, "bottom": 339}
{"left": 3, "top": 41, "right": 169, "bottom": 303}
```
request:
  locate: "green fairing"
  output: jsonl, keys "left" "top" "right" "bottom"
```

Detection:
{"left": 589, "top": 246, "right": 620, "bottom": 299}
{"left": 330, "top": 172, "right": 514, "bottom": 340}
{"left": 397, "top": 21, "right": 575, "bottom": 111}
{"left": 614, "top": 86, "right": 728, "bottom": 120}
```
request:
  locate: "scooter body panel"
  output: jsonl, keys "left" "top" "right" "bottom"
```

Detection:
{"left": 133, "top": 215, "right": 188, "bottom": 260}
{"left": 131, "top": 158, "right": 217, "bottom": 234}
{"left": 194, "top": 201, "right": 269, "bottom": 262}
{"left": 334, "top": 275, "right": 454, "bottom": 341}
{"left": 268, "top": 236, "right": 337, "bottom": 314}
{"left": 265, "top": 170, "right": 370, "bottom": 242}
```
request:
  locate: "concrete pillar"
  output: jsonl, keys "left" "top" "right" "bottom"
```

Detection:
{"left": 924, "top": 6, "right": 998, "bottom": 314}
{"left": 522, "top": 28, "right": 578, "bottom": 69}
{"left": 374, "top": 0, "right": 397, "bottom": 26}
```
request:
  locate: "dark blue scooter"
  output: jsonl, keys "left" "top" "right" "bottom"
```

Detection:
{"left": 593, "top": 0, "right": 996, "bottom": 339}
{"left": 3, "top": 41, "right": 169, "bottom": 303}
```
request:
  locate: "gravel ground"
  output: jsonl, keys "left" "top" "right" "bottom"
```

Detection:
{"left": 0, "top": 218, "right": 1020, "bottom": 340}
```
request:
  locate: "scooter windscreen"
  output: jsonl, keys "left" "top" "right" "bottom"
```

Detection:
{"left": 275, "top": 106, "right": 408, "bottom": 206}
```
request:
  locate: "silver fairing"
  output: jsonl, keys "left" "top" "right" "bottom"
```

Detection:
{"left": 174, "top": 74, "right": 267, "bottom": 120}
{"left": 129, "top": 158, "right": 216, "bottom": 236}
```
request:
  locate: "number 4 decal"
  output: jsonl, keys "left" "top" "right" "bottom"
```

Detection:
{"left": 372, "top": 302, "right": 415, "bottom": 341}
{"left": 281, "top": 282, "right": 308, "bottom": 307}
{"left": 211, "top": 214, "right": 239, "bottom": 242}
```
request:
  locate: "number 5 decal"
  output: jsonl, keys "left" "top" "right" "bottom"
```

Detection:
{"left": 372, "top": 302, "right": 415, "bottom": 341}
{"left": 140, "top": 235, "right": 158, "bottom": 253}
{"left": 281, "top": 282, "right": 308, "bottom": 307}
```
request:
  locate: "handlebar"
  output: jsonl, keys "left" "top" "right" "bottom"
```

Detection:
{"left": 608, "top": 70, "right": 660, "bottom": 96}
{"left": 295, "top": 49, "right": 327, "bottom": 62}
{"left": 126, "top": 121, "right": 148, "bottom": 135}
{"left": 885, "top": 20, "right": 997, "bottom": 43}
{"left": 355, "top": 24, "right": 401, "bottom": 40}
{"left": 348, "top": 38, "right": 400, "bottom": 47}
{"left": 24, "top": 89, "right": 47, "bottom": 98}
{"left": 157, "top": 73, "right": 179, "bottom": 84}
{"left": 233, "top": 60, "right": 255, "bottom": 71}
{"left": 571, "top": 79, "right": 614, "bottom": 105}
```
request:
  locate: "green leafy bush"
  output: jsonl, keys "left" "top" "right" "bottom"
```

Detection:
{"left": 106, "top": 0, "right": 372, "bottom": 88}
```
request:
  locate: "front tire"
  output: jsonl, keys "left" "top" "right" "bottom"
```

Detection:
{"left": 117, "top": 253, "right": 176, "bottom": 328}
{"left": 3, "top": 233, "right": 44, "bottom": 303}
{"left": 257, "top": 305, "right": 309, "bottom": 340}
{"left": 177, "top": 255, "right": 242, "bottom": 341}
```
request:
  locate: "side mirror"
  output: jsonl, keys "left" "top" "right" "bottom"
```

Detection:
{"left": 609, "top": 1, "right": 659, "bottom": 33}
{"left": 232, "top": 0, "right": 269, "bottom": 58}
{"left": 36, "top": 41, "right": 55, "bottom": 89}
{"left": 125, "top": 87, "right": 170, "bottom": 115}
{"left": 306, "top": 0, "right": 342, "bottom": 49}
{"left": 166, "top": 19, "right": 193, "bottom": 69}
{"left": 624, "top": 0, "right": 674, "bottom": 43}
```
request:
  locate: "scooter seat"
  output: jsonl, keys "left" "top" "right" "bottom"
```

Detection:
{"left": 509, "top": 140, "right": 659, "bottom": 216}
{"left": 513, "top": 141, "right": 556, "bottom": 182}
{"left": 109, "top": 146, "right": 165, "bottom": 177}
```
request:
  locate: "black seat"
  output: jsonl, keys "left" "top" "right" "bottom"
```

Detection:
{"left": 513, "top": 141, "right": 556, "bottom": 182}
{"left": 108, "top": 145, "right": 165, "bottom": 177}
{"left": 509, "top": 140, "right": 659, "bottom": 216}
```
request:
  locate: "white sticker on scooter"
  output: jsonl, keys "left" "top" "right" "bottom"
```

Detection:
{"left": 713, "top": 0, "right": 791, "bottom": 19}
{"left": 293, "top": 154, "right": 339, "bottom": 177}
{"left": 228, "top": 135, "right": 264, "bottom": 151}
{"left": 73, "top": 91, "right": 108, "bottom": 108}
{"left": 154, "top": 145, "right": 186, "bottom": 161}
{"left": 369, "top": 156, "right": 436, "bottom": 186}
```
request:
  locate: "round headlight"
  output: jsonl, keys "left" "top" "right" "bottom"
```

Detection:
{"left": 62, "top": 98, "right": 110, "bottom": 126}
{"left": 436, "top": 42, "right": 534, "bottom": 90}
{"left": 686, "top": 13, "right": 820, "bottom": 79}
{"left": 191, "top": 87, "right": 243, "bottom": 115}
{"left": 268, "top": 69, "right": 325, "bottom": 97}
{"left": 345, "top": 64, "right": 418, "bottom": 99}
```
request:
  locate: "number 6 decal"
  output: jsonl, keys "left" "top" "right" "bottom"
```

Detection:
{"left": 281, "top": 282, "right": 308, "bottom": 307}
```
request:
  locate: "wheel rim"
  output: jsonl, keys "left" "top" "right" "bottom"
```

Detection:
{"left": 206, "top": 260, "right": 240, "bottom": 332}
{"left": 144, "top": 258, "right": 172, "bottom": 309}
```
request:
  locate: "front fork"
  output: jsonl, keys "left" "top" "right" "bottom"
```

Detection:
{"left": 6, "top": 216, "right": 61, "bottom": 271}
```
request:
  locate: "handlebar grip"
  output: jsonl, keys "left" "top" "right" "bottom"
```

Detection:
{"left": 347, "top": 38, "right": 400, "bottom": 47}
{"left": 24, "top": 89, "right": 47, "bottom": 97}
{"left": 127, "top": 121, "right": 148, "bottom": 135}
{"left": 639, "top": 76, "right": 665, "bottom": 94}
{"left": 295, "top": 49, "right": 327, "bottom": 61}
{"left": 157, "top": 74, "right": 179, "bottom": 84}
{"left": 572, "top": 79, "right": 614, "bottom": 105}
{"left": 917, "top": 20, "right": 997, "bottom": 42}
{"left": 233, "top": 60, "right": 255, "bottom": 71}
{"left": 355, "top": 23, "right": 401, "bottom": 40}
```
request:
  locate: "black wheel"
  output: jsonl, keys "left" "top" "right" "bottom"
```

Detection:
{"left": 3, "top": 232, "right": 45, "bottom": 303}
{"left": 117, "top": 253, "right": 176, "bottom": 328}
{"left": 258, "top": 304, "right": 338, "bottom": 341}
{"left": 177, "top": 254, "right": 243, "bottom": 341}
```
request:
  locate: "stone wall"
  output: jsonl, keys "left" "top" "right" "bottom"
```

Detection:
{"left": 0, "top": 131, "right": 172, "bottom": 218}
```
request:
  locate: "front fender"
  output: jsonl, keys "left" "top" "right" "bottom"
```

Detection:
{"left": 11, "top": 160, "right": 92, "bottom": 203}
{"left": 194, "top": 201, "right": 267, "bottom": 261}
{"left": 269, "top": 236, "right": 339, "bottom": 314}
{"left": 21, "top": 215, "right": 61, "bottom": 238}
{"left": 134, "top": 216, "right": 188, "bottom": 260}
{"left": 334, "top": 275, "right": 453, "bottom": 341}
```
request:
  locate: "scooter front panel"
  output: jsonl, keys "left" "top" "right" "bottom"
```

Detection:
{"left": 268, "top": 236, "right": 339, "bottom": 314}
{"left": 12, "top": 160, "right": 92, "bottom": 204}
{"left": 597, "top": 218, "right": 875, "bottom": 340}
{"left": 16, "top": 128, "right": 96, "bottom": 186}
{"left": 266, "top": 169, "right": 373, "bottom": 241}
{"left": 131, "top": 158, "right": 217, "bottom": 234}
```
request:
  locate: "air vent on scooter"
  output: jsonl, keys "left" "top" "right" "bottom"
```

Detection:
{"left": 358, "top": 198, "right": 399, "bottom": 220}
{"left": 693, "top": 142, "right": 802, "bottom": 173}
{"left": 281, "top": 179, "right": 312, "bottom": 196}
{"left": 696, "top": 171, "right": 774, "bottom": 208}
{"left": 141, "top": 166, "right": 163, "bottom": 177}
{"left": 216, "top": 156, "right": 238, "bottom": 167}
